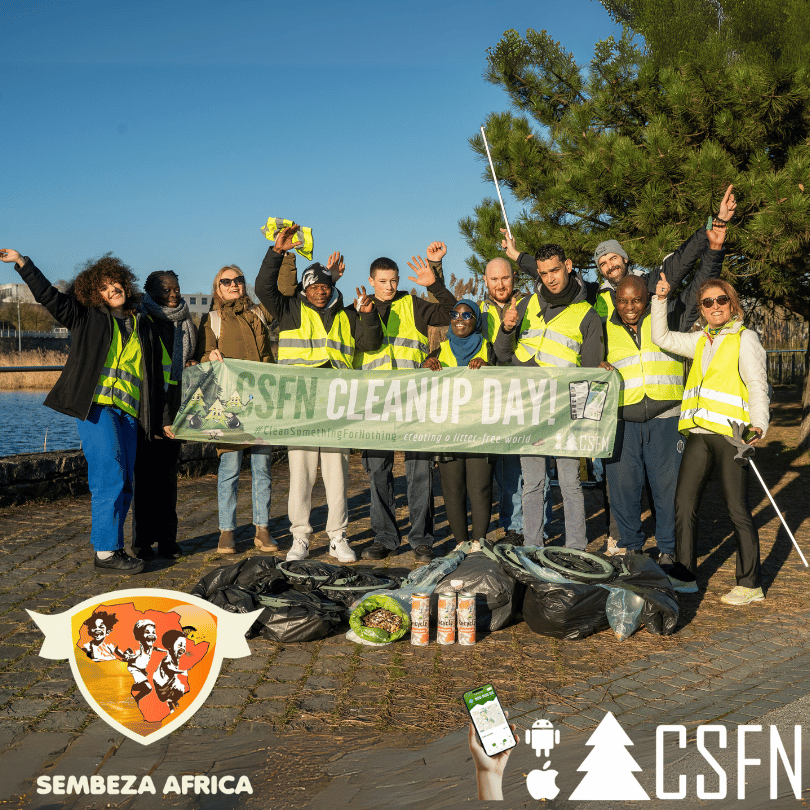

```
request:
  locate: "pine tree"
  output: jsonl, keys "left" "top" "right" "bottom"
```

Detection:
{"left": 461, "top": 21, "right": 810, "bottom": 447}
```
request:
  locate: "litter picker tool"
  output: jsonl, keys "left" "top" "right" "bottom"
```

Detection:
{"left": 726, "top": 421, "right": 808, "bottom": 567}
{"left": 480, "top": 126, "right": 512, "bottom": 242}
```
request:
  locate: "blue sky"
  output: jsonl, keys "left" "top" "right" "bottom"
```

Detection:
{"left": 3, "top": 0, "right": 622, "bottom": 299}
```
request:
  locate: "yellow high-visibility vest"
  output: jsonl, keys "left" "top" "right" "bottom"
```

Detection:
{"left": 606, "top": 317, "right": 684, "bottom": 406}
{"left": 480, "top": 296, "right": 525, "bottom": 344}
{"left": 353, "top": 296, "right": 429, "bottom": 370}
{"left": 94, "top": 317, "right": 144, "bottom": 418}
{"left": 679, "top": 327, "right": 749, "bottom": 436}
{"left": 278, "top": 306, "right": 355, "bottom": 369}
{"left": 514, "top": 298, "right": 592, "bottom": 368}
{"left": 436, "top": 340, "right": 491, "bottom": 368}
{"left": 595, "top": 290, "right": 614, "bottom": 320}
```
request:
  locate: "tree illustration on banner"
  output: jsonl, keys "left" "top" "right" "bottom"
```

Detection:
{"left": 569, "top": 711, "right": 649, "bottom": 800}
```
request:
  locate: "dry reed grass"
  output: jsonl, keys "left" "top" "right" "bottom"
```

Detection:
{"left": 0, "top": 349, "right": 67, "bottom": 389}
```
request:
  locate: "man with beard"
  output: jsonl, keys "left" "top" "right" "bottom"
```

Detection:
{"left": 495, "top": 244, "right": 603, "bottom": 549}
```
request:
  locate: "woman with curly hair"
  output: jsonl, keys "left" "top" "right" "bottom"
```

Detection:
{"left": 132, "top": 270, "right": 197, "bottom": 561}
{"left": 194, "top": 263, "right": 277, "bottom": 555}
{"left": 0, "top": 248, "right": 174, "bottom": 574}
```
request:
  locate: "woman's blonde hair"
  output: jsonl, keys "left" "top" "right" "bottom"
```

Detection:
{"left": 696, "top": 278, "right": 744, "bottom": 325}
{"left": 211, "top": 265, "right": 251, "bottom": 310}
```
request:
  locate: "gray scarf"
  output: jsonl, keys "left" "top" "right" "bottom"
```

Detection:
{"left": 140, "top": 292, "right": 197, "bottom": 383}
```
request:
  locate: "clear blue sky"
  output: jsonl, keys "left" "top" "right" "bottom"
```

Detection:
{"left": 3, "top": 0, "right": 622, "bottom": 299}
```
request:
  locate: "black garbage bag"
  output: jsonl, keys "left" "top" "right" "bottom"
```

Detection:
{"left": 190, "top": 556, "right": 287, "bottom": 603}
{"left": 522, "top": 581, "right": 610, "bottom": 640}
{"left": 613, "top": 554, "right": 679, "bottom": 636}
{"left": 279, "top": 560, "right": 400, "bottom": 608}
{"left": 252, "top": 591, "right": 345, "bottom": 643}
{"left": 435, "top": 552, "right": 517, "bottom": 631}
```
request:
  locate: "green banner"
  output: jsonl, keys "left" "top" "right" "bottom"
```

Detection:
{"left": 172, "top": 360, "right": 620, "bottom": 457}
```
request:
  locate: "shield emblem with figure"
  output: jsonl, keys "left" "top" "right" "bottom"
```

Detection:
{"left": 28, "top": 589, "right": 261, "bottom": 745}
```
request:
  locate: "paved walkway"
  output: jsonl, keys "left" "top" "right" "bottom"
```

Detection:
{"left": 1, "top": 391, "right": 809, "bottom": 807}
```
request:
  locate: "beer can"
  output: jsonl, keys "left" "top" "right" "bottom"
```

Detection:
{"left": 437, "top": 590, "right": 457, "bottom": 645}
{"left": 457, "top": 591, "right": 476, "bottom": 645}
{"left": 410, "top": 592, "right": 430, "bottom": 646}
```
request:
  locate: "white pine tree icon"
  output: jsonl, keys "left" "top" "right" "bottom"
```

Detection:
{"left": 569, "top": 711, "right": 649, "bottom": 800}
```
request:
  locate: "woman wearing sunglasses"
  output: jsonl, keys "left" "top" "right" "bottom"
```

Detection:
{"left": 423, "top": 300, "right": 495, "bottom": 544}
{"left": 651, "top": 273, "right": 769, "bottom": 605}
{"left": 195, "top": 264, "right": 277, "bottom": 554}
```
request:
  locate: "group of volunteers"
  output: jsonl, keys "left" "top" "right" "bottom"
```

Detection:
{"left": 0, "top": 182, "right": 771, "bottom": 606}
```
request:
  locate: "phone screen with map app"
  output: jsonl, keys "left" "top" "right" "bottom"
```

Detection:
{"left": 463, "top": 684, "right": 516, "bottom": 757}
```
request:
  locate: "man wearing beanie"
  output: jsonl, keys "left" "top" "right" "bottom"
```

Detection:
{"left": 255, "top": 224, "right": 382, "bottom": 564}
{"left": 494, "top": 243, "right": 603, "bottom": 549}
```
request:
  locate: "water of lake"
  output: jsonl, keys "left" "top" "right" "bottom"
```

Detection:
{"left": 1, "top": 390, "right": 81, "bottom": 457}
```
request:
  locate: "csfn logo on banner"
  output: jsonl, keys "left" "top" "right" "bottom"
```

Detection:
{"left": 28, "top": 589, "right": 261, "bottom": 745}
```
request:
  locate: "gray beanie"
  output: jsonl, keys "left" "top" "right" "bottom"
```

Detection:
{"left": 593, "top": 239, "right": 628, "bottom": 270}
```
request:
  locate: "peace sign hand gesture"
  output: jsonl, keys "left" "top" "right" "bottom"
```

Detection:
{"left": 355, "top": 285, "right": 373, "bottom": 313}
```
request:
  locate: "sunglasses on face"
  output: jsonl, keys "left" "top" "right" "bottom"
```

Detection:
{"left": 701, "top": 295, "right": 730, "bottom": 309}
{"left": 451, "top": 311, "right": 475, "bottom": 321}
{"left": 219, "top": 276, "right": 246, "bottom": 287}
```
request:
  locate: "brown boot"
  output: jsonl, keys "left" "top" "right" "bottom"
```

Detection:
{"left": 254, "top": 525, "right": 278, "bottom": 553}
{"left": 217, "top": 530, "right": 236, "bottom": 554}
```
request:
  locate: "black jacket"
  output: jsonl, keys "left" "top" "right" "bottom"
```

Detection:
{"left": 15, "top": 258, "right": 170, "bottom": 434}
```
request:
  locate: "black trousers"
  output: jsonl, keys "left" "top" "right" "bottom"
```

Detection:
{"left": 437, "top": 454, "right": 495, "bottom": 543}
{"left": 674, "top": 432, "right": 761, "bottom": 588}
{"left": 132, "top": 430, "right": 182, "bottom": 551}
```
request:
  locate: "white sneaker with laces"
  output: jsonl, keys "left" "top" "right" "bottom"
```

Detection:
{"left": 329, "top": 536, "right": 357, "bottom": 563}
{"left": 286, "top": 536, "right": 310, "bottom": 562}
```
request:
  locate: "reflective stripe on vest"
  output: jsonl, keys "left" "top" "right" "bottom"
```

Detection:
{"left": 278, "top": 307, "right": 355, "bottom": 369}
{"left": 606, "top": 317, "right": 684, "bottom": 406}
{"left": 353, "top": 296, "right": 429, "bottom": 370}
{"left": 436, "top": 340, "right": 491, "bottom": 368}
{"left": 93, "top": 317, "right": 144, "bottom": 417}
{"left": 678, "top": 328, "right": 750, "bottom": 436}
{"left": 514, "top": 298, "right": 591, "bottom": 368}
{"left": 595, "top": 290, "right": 614, "bottom": 320}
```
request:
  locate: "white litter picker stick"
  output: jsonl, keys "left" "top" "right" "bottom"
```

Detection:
{"left": 749, "top": 459, "right": 808, "bottom": 567}
{"left": 480, "top": 126, "right": 512, "bottom": 242}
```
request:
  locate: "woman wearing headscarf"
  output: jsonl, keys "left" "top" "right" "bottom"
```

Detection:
{"left": 194, "top": 264, "right": 276, "bottom": 555}
{"left": 423, "top": 299, "right": 495, "bottom": 543}
{"left": 652, "top": 273, "right": 769, "bottom": 605}
{"left": 0, "top": 248, "right": 174, "bottom": 575}
{"left": 132, "top": 271, "right": 198, "bottom": 560}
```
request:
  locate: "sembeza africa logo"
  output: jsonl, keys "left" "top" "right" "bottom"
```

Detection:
{"left": 29, "top": 589, "right": 261, "bottom": 744}
{"left": 526, "top": 712, "right": 802, "bottom": 802}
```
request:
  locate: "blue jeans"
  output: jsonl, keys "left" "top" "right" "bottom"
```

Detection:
{"left": 605, "top": 417, "right": 682, "bottom": 554}
{"left": 217, "top": 447, "right": 273, "bottom": 531}
{"left": 362, "top": 450, "right": 434, "bottom": 550}
{"left": 494, "top": 453, "right": 524, "bottom": 533}
{"left": 75, "top": 404, "right": 138, "bottom": 552}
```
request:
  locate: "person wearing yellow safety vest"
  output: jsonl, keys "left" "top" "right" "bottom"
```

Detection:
{"left": 502, "top": 186, "right": 737, "bottom": 322}
{"left": 423, "top": 299, "right": 495, "bottom": 544}
{"left": 599, "top": 216, "right": 727, "bottom": 567}
{"left": 652, "top": 273, "right": 769, "bottom": 606}
{"left": 0, "top": 249, "right": 174, "bottom": 575}
{"left": 495, "top": 243, "right": 604, "bottom": 549}
{"left": 357, "top": 242, "right": 457, "bottom": 563}
{"left": 255, "top": 224, "right": 382, "bottom": 565}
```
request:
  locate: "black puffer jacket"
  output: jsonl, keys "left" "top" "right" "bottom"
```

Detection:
{"left": 15, "top": 258, "right": 171, "bottom": 434}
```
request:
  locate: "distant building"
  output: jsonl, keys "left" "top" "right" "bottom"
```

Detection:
{"left": 185, "top": 293, "right": 213, "bottom": 319}
{"left": 0, "top": 283, "right": 36, "bottom": 304}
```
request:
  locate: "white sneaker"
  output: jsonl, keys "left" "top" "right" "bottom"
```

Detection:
{"left": 329, "top": 536, "right": 357, "bottom": 563}
{"left": 286, "top": 537, "right": 310, "bottom": 562}
{"left": 604, "top": 536, "right": 624, "bottom": 556}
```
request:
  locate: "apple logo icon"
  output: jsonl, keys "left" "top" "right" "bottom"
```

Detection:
{"left": 526, "top": 760, "right": 560, "bottom": 800}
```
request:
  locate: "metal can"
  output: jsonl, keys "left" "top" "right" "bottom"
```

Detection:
{"left": 457, "top": 591, "right": 476, "bottom": 645}
{"left": 437, "top": 590, "right": 457, "bottom": 645}
{"left": 410, "top": 592, "right": 430, "bottom": 646}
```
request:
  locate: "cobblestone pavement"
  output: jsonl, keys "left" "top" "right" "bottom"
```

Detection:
{"left": 0, "top": 391, "right": 808, "bottom": 808}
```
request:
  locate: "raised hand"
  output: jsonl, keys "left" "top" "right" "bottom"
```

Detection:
{"left": 422, "top": 356, "right": 441, "bottom": 371}
{"left": 274, "top": 224, "right": 303, "bottom": 254}
{"left": 355, "top": 285, "right": 373, "bottom": 313}
{"left": 500, "top": 228, "right": 519, "bottom": 261}
{"left": 707, "top": 223, "right": 727, "bottom": 251}
{"left": 468, "top": 357, "right": 486, "bottom": 370}
{"left": 0, "top": 249, "right": 22, "bottom": 265}
{"left": 426, "top": 241, "right": 447, "bottom": 262}
{"left": 502, "top": 295, "right": 519, "bottom": 330}
{"left": 327, "top": 251, "right": 346, "bottom": 280}
{"left": 717, "top": 184, "right": 737, "bottom": 222}
{"left": 655, "top": 272, "right": 671, "bottom": 300}
{"left": 406, "top": 255, "right": 437, "bottom": 287}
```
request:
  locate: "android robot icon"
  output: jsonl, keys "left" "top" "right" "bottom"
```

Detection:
{"left": 526, "top": 718, "right": 560, "bottom": 757}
